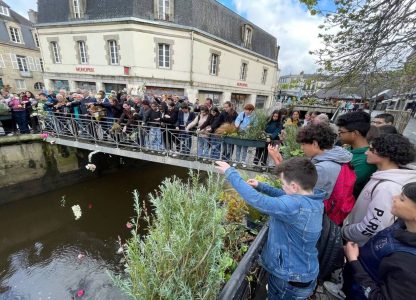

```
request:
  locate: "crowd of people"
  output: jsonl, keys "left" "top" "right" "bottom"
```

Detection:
{"left": 2, "top": 87, "right": 416, "bottom": 299}
{"left": 0, "top": 87, "right": 328, "bottom": 167}
{"left": 216, "top": 110, "right": 416, "bottom": 300}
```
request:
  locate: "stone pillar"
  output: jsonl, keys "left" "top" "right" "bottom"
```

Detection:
{"left": 248, "top": 94, "right": 257, "bottom": 106}
{"left": 69, "top": 80, "right": 77, "bottom": 92}
{"left": 222, "top": 91, "right": 232, "bottom": 104}
{"left": 95, "top": 81, "right": 104, "bottom": 92}
{"left": 44, "top": 79, "right": 54, "bottom": 92}
{"left": 185, "top": 87, "right": 199, "bottom": 104}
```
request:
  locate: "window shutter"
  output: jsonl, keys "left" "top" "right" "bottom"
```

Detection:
{"left": 0, "top": 54, "right": 5, "bottom": 68}
{"left": 10, "top": 53, "right": 18, "bottom": 69}
{"left": 35, "top": 58, "right": 42, "bottom": 71}
{"left": 27, "top": 56, "right": 36, "bottom": 71}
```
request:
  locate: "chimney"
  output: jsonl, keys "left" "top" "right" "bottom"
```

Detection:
{"left": 28, "top": 9, "right": 38, "bottom": 23}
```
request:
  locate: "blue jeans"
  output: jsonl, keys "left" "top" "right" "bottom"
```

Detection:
{"left": 235, "top": 145, "right": 248, "bottom": 163}
{"left": 197, "top": 136, "right": 210, "bottom": 158}
{"left": 210, "top": 136, "right": 221, "bottom": 159}
{"left": 222, "top": 142, "right": 234, "bottom": 161}
{"left": 148, "top": 127, "right": 164, "bottom": 151}
{"left": 13, "top": 111, "right": 30, "bottom": 134}
{"left": 268, "top": 275, "right": 316, "bottom": 300}
{"left": 179, "top": 132, "right": 192, "bottom": 154}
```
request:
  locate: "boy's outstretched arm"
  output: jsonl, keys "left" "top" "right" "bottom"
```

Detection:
{"left": 215, "top": 162, "right": 297, "bottom": 219}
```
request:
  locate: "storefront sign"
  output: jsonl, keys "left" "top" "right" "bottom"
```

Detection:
{"left": 237, "top": 82, "right": 248, "bottom": 87}
{"left": 75, "top": 67, "right": 95, "bottom": 72}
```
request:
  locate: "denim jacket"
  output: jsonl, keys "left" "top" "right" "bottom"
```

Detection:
{"left": 225, "top": 168, "right": 325, "bottom": 282}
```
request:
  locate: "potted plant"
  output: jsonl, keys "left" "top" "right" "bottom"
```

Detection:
{"left": 223, "top": 110, "right": 269, "bottom": 148}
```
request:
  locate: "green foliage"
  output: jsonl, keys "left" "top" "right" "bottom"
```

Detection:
{"left": 241, "top": 110, "right": 269, "bottom": 140}
{"left": 280, "top": 124, "right": 304, "bottom": 159}
{"left": 302, "top": 0, "right": 416, "bottom": 94}
{"left": 112, "top": 172, "right": 228, "bottom": 300}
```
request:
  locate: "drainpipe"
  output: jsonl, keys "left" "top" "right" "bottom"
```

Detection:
{"left": 190, "top": 30, "right": 194, "bottom": 86}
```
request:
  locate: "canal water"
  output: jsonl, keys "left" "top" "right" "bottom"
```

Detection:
{"left": 0, "top": 163, "right": 189, "bottom": 300}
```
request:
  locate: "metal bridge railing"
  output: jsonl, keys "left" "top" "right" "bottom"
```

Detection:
{"left": 42, "top": 113, "right": 272, "bottom": 170}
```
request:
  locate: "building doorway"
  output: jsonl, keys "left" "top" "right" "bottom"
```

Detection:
{"left": 231, "top": 93, "right": 249, "bottom": 111}
{"left": 104, "top": 83, "right": 126, "bottom": 93}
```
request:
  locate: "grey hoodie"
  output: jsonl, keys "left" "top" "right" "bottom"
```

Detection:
{"left": 312, "top": 146, "right": 353, "bottom": 199}
{"left": 342, "top": 168, "right": 416, "bottom": 246}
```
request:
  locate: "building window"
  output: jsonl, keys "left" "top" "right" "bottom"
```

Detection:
{"left": 73, "top": 0, "right": 81, "bottom": 18}
{"left": 34, "top": 82, "right": 44, "bottom": 90}
{"left": 243, "top": 25, "right": 253, "bottom": 48}
{"left": 15, "top": 79, "right": 26, "bottom": 90}
{"left": 35, "top": 58, "right": 44, "bottom": 72}
{"left": 240, "top": 62, "right": 248, "bottom": 81}
{"left": 0, "top": 6, "right": 10, "bottom": 16}
{"left": 78, "top": 41, "right": 88, "bottom": 64}
{"left": 261, "top": 68, "right": 268, "bottom": 84}
{"left": 210, "top": 53, "right": 219, "bottom": 76}
{"left": 51, "top": 42, "right": 61, "bottom": 63}
{"left": 158, "top": 43, "right": 170, "bottom": 68}
{"left": 108, "top": 40, "right": 119, "bottom": 65}
{"left": 34, "top": 33, "right": 40, "bottom": 47}
{"left": 0, "top": 55, "right": 5, "bottom": 68}
{"left": 16, "top": 56, "right": 29, "bottom": 72}
{"left": 9, "top": 27, "right": 22, "bottom": 43}
{"left": 158, "top": 0, "right": 171, "bottom": 20}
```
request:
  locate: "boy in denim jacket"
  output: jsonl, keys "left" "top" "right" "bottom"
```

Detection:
{"left": 216, "top": 157, "right": 325, "bottom": 300}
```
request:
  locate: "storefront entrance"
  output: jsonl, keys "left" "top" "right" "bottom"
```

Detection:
{"left": 52, "top": 80, "right": 70, "bottom": 92}
{"left": 145, "top": 86, "right": 184, "bottom": 97}
{"left": 231, "top": 93, "right": 249, "bottom": 111}
{"left": 76, "top": 81, "right": 97, "bottom": 92}
{"left": 104, "top": 83, "right": 126, "bottom": 93}
{"left": 198, "top": 90, "right": 222, "bottom": 107}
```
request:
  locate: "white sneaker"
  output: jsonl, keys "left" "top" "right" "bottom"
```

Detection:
{"left": 232, "top": 163, "right": 237, "bottom": 167}
{"left": 241, "top": 164, "right": 247, "bottom": 168}
{"left": 172, "top": 153, "right": 178, "bottom": 157}
{"left": 323, "top": 281, "right": 346, "bottom": 299}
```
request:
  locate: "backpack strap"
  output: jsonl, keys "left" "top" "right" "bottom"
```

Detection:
{"left": 370, "top": 179, "right": 392, "bottom": 198}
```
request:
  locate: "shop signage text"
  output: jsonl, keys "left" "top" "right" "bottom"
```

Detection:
{"left": 237, "top": 82, "right": 248, "bottom": 87}
{"left": 75, "top": 67, "right": 95, "bottom": 72}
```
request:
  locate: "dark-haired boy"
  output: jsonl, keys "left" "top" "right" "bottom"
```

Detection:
{"left": 372, "top": 113, "right": 394, "bottom": 127}
{"left": 216, "top": 157, "right": 325, "bottom": 300}
{"left": 336, "top": 111, "right": 377, "bottom": 198}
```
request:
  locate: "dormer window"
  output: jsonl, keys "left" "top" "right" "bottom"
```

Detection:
{"left": 155, "top": 0, "right": 174, "bottom": 21}
{"left": 9, "top": 27, "right": 22, "bottom": 44}
{"left": 69, "top": 0, "right": 85, "bottom": 19}
{"left": 0, "top": 6, "right": 10, "bottom": 17}
{"left": 73, "top": 0, "right": 81, "bottom": 18}
{"left": 242, "top": 24, "right": 253, "bottom": 48}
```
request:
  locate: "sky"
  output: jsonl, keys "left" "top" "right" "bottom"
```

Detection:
{"left": 7, "top": 0, "right": 334, "bottom": 75}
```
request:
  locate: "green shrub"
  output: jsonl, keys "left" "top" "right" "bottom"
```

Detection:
{"left": 111, "top": 172, "right": 228, "bottom": 300}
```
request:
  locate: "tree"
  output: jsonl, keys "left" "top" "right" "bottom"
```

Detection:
{"left": 300, "top": 0, "right": 416, "bottom": 93}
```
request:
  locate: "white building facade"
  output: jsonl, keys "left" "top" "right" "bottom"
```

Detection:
{"left": 36, "top": 0, "right": 279, "bottom": 109}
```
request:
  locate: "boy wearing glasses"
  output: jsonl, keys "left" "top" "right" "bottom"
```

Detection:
{"left": 336, "top": 111, "right": 377, "bottom": 198}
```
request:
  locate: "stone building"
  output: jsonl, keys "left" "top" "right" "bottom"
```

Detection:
{"left": 0, "top": 1, "right": 43, "bottom": 93}
{"left": 36, "top": 0, "right": 279, "bottom": 109}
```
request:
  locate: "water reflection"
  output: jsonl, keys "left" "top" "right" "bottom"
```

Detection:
{"left": 0, "top": 163, "right": 188, "bottom": 299}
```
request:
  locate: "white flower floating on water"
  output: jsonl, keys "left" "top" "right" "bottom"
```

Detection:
{"left": 85, "top": 164, "right": 96, "bottom": 172}
{"left": 72, "top": 205, "right": 82, "bottom": 220}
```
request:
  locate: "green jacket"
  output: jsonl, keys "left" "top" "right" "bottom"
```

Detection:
{"left": 350, "top": 146, "right": 377, "bottom": 198}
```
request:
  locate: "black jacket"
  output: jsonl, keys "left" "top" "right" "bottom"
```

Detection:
{"left": 350, "top": 221, "right": 416, "bottom": 300}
